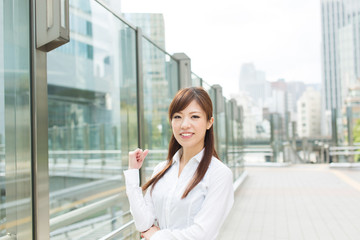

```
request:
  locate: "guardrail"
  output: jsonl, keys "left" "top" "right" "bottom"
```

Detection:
{"left": 329, "top": 146, "right": 360, "bottom": 163}
{"left": 50, "top": 193, "right": 123, "bottom": 232}
{"left": 98, "top": 220, "right": 136, "bottom": 240}
{"left": 0, "top": 234, "right": 15, "bottom": 240}
{"left": 329, "top": 146, "right": 360, "bottom": 156}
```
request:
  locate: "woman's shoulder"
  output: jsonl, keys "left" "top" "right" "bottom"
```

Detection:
{"left": 208, "top": 156, "right": 233, "bottom": 177}
{"left": 152, "top": 160, "right": 169, "bottom": 175}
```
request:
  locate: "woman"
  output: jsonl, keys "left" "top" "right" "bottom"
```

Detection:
{"left": 124, "top": 87, "right": 234, "bottom": 240}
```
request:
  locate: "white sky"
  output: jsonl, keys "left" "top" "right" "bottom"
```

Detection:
{"left": 121, "top": 0, "right": 322, "bottom": 98}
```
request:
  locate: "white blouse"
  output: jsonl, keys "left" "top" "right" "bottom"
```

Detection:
{"left": 124, "top": 148, "right": 234, "bottom": 240}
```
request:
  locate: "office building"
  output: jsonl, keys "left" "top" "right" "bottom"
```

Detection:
{"left": 321, "top": 0, "right": 360, "bottom": 112}
{"left": 239, "top": 63, "right": 271, "bottom": 107}
{"left": 297, "top": 88, "right": 322, "bottom": 138}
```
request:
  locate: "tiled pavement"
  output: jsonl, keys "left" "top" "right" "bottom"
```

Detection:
{"left": 217, "top": 164, "right": 360, "bottom": 240}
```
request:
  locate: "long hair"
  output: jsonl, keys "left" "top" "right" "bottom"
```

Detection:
{"left": 142, "top": 87, "right": 219, "bottom": 199}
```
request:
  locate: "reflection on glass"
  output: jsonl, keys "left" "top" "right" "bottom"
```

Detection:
{"left": 0, "top": 0, "right": 33, "bottom": 238}
{"left": 202, "top": 80, "right": 244, "bottom": 179}
{"left": 47, "top": 1, "right": 138, "bottom": 238}
{"left": 142, "top": 38, "right": 178, "bottom": 180}
{"left": 191, "top": 73, "right": 202, "bottom": 87}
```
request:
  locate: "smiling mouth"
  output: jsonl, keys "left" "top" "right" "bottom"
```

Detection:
{"left": 180, "top": 133, "right": 193, "bottom": 137}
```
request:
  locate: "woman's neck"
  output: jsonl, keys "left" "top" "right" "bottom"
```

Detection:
{"left": 181, "top": 145, "right": 204, "bottom": 164}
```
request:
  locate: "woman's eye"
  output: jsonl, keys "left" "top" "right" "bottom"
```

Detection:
{"left": 192, "top": 115, "right": 200, "bottom": 119}
{"left": 173, "top": 115, "right": 181, "bottom": 119}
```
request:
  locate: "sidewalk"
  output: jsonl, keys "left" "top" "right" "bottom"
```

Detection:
{"left": 217, "top": 164, "right": 360, "bottom": 240}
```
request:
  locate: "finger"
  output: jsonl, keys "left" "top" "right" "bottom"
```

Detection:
{"left": 142, "top": 149, "right": 149, "bottom": 160}
{"left": 136, "top": 150, "right": 143, "bottom": 162}
{"left": 129, "top": 148, "right": 140, "bottom": 156}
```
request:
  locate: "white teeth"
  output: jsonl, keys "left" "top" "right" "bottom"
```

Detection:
{"left": 181, "top": 133, "right": 192, "bottom": 136}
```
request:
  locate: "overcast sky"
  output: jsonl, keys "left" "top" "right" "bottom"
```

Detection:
{"left": 121, "top": 0, "right": 322, "bottom": 98}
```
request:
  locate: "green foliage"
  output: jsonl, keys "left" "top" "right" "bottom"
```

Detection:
{"left": 353, "top": 119, "right": 360, "bottom": 162}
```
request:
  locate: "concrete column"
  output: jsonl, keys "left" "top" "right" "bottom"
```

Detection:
{"left": 212, "top": 84, "right": 224, "bottom": 114}
{"left": 172, "top": 53, "right": 192, "bottom": 89}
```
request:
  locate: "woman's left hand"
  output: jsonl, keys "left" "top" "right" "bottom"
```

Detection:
{"left": 141, "top": 225, "right": 160, "bottom": 240}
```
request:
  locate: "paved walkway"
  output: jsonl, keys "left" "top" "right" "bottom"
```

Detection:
{"left": 217, "top": 164, "right": 360, "bottom": 240}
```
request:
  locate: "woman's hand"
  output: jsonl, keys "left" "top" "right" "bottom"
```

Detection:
{"left": 141, "top": 225, "right": 160, "bottom": 240}
{"left": 128, "top": 148, "right": 149, "bottom": 169}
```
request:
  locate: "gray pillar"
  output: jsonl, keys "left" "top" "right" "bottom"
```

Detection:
{"left": 135, "top": 27, "right": 146, "bottom": 185}
{"left": 212, "top": 84, "right": 224, "bottom": 114}
{"left": 331, "top": 108, "right": 338, "bottom": 145}
{"left": 172, "top": 53, "right": 192, "bottom": 89}
{"left": 211, "top": 85, "right": 224, "bottom": 155}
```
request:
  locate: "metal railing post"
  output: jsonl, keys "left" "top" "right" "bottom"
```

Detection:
{"left": 31, "top": 0, "right": 70, "bottom": 238}
{"left": 135, "top": 27, "right": 146, "bottom": 186}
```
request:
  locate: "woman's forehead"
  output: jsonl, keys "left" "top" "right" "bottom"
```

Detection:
{"left": 177, "top": 101, "right": 204, "bottom": 113}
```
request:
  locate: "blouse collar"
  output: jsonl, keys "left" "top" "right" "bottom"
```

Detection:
{"left": 172, "top": 148, "right": 205, "bottom": 164}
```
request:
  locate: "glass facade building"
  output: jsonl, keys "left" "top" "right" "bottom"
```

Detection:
{"left": 321, "top": 0, "right": 360, "bottom": 112}
{"left": 321, "top": 0, "right": 360, "bottom": 142}
{"left": 1, "top": 0, "right": 245, "bottom": 239}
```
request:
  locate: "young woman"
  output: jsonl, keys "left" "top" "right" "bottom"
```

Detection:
{"left": 124, "top": 87, "right": 234, "bottom": 240}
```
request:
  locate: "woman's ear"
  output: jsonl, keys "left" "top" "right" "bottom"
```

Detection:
{"left": 207, "top": 117, "right": 214, "bottom": 130}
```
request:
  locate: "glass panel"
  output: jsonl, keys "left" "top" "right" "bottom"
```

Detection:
{"left": 0, "top": 1, "right": 33, "bottom": 239}
{"left": 47, "top": 1, "right": 138, "bottom": 238}
{"left": 191, "top": 73, "right": 202, "bottom": 87}
{"left": 225, "top": 101, "right": 234, "bottom": 178}
{"left": 142, "top": 38, "right": 178, "bottom": 180}
{"left": 201, "top": 80, "right": 245, "bottom": 180}
{"left": 202, "top": 81, "right": 216, "bottom": 119}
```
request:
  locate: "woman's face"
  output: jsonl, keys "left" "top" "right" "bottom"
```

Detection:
{"left": 171, "top": 100, "right": 214, "bottom": 152}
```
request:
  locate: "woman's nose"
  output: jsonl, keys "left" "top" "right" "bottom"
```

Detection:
{"left": 181, "top": 118, "right": 190, "bottom": 129}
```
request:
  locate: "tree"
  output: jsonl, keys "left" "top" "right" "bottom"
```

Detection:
{"left": 353, "top": 119, "right": 360, "bottom": 162}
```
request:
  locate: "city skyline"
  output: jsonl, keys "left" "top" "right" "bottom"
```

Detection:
{"left": 121, "top": 0, "right": 322, "bottom": 98}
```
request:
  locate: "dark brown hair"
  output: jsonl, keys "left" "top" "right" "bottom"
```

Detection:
{"left": 142, "top": 87, "right": 219, "bottom": 198}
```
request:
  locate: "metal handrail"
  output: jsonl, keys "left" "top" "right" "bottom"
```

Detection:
{"left": 0, "top": 234, "right": 15, "bottom": 240}
{"left": 329, "top": 146, "right": 360, "bottom": 156}
{"left": 330, "top": 146, "right": 360, "bottom": 151}
{"left": 48, "top": 149, "right": 167, "bottom": 155}
{"left": 98, "top": 220, "right": 135, "bottom": 240}
{"left": 50, "top": 193, "right": 123, "bottom": 232}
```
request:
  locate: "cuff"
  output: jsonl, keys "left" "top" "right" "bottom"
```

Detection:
{"left": 150, "top": 230, "right": 173, "bottom": 240}
{"left": 150, "top": 231, "right": 162, "bottom": 240}
{"left": 123, "top": 169, "right": 140, "bottom": 188}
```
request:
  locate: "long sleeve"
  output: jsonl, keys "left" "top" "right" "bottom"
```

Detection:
{"left": 150, "top": 166, "right": 234, "bottom": 240}
{"left": 124, "top": 169, "right": 156, "bottom": 232}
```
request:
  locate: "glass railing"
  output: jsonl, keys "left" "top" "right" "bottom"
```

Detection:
{"left": 1, "top": 0, "right": 248, "bottom": 239}
{"left": 47, "top": 0, "right": 138, "bottom": 239}
{"left": 0, "top": 0, "right": 33, "bottom": 238}
{"left": 142, "top": 38, "right": 179, "bottom": 180}
{"left": 191, "top": 73, "right": 202, "bottom": 87}
{"left": 194, "top": 80, "right": 245, "bottom": 180}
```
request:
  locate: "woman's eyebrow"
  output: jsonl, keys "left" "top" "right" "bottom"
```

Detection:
{"left": 176, "top": 110, "right": 202, "bottom": 114}
{"left": 189, "top": 110, "right": 202, "bottom": 114}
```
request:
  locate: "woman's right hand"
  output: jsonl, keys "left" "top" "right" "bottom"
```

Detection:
{"left": 128, "top": 148, "right": 149, "bottom": 169}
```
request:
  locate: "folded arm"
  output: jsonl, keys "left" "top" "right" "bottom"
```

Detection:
{"left": 149, "top": 167, "right": 234, "bottom": 240}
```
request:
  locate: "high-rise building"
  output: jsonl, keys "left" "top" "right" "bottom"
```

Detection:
{"left": 121, "top": 13, "right": 173, "bottom": 128}
{"left": 230, "top": 92, "right": 263, "bottom": 139}
{"left": 122, "top": 13, "right": 166, "bottom": 49}
{"left": 321, "top": 0, "right": 360, "bottom": 113}
{"left": 286, "top": 81, "right": 306, "bottom": 112}
{"left": 239, "top": 63, "right": 270, "bottom": 107}
{"left": 297, "top": 88, "right": 322, "bottom": 138}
